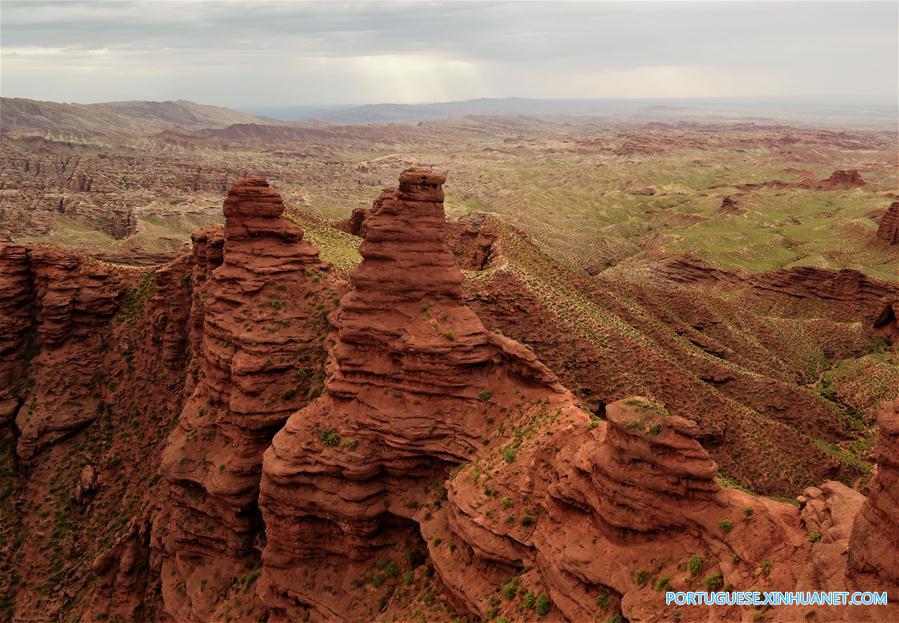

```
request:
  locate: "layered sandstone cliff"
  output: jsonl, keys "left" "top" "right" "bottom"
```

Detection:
{"left": 849, "top": 398, "right": 899, "bottom": 599}
{"left": 0, "top": 244, "right": 126, "bottom": 460}
{"left": 258, "top": 170, "right": 566, "bottom": 621}
{"left": 154, "top": 179, "right": 337, "bottom": 621}
{"left": 258, "top": 171, "right": 897, "bottom": 623}
{"left": 877, "top": 201, "right": 899, "bottom": 245}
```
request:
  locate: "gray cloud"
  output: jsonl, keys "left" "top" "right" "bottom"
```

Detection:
{"left": 1, "top": 1, "right": 895, "bottom": 106}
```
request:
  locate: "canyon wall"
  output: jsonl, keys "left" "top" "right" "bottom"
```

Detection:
{"left": 153, "top": 179, "right": 338, "bottom": 621}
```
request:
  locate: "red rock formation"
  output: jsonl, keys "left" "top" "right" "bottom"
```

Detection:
{"left": 444, "top": 213, "right": 500, "bottom": 270}
{"left": 817, "top": 169, "right": 866, "bottom": 189}
{"left": 436, "top": 394, "right": 898, "bottom": 622}
{"left": 849, "top": 398, "right": 899, "bottom": 599}
{"left": 343, "top": 206, "right": 369, "bottom": 236}
{"left": 154, "top": 179, "right": 336, "bottom": 622}
{"left": 255, "top": 171, "right": 899, "bottom": 622}
{"left": 718, "top": 195, "right": 745, "bottom": 215}
{"left": 12, "top": 247, "right": 124, "bottom": 460}
{"left": 258, "top": 169, "right": 565, "bottom": 621}
{"left": 877, "top": 201, "right": 899, "bottom": 245}
{"left": 0, "top": 244, "right": 33, "bottom": 423}
{"left": 656, "top": 254, "right": 899, "bottom": 327}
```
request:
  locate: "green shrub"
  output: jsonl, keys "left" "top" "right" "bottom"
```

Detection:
{"left": 704, "top": 572, "right": 723, "bottom": 591}
{"left": 535, "top": 593, "right": 552, "bottom": 616}
{"left": 501, "top": 577, "right": 519, "bottom": 600}
{"left": 522, "top": 591, "right": 536, "bottom": 609}
{"left": 319, "top": 428, "right": 340, "bottom": 446}
{"left": 500, "top": 496, "right": 513, "bottom": 509}
{"left": 808, "top": 531, "right": 822, "bottom": 543}
{"left": 719, "top": 520, "right": 734, "bottom": 533}
{"left": 596, "top": 593, "right": 609, "bottom": 609}
{"left": 634, "top": 568, "right": 648, "bottom": 585}
{"left": 688, "top": 554, "right": 704, "bottom": 576}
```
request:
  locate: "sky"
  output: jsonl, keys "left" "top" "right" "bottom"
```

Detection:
{"left": 1, "top": 0, "right": 896, "bottom": 108}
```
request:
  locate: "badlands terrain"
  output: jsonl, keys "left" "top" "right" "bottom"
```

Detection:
{"left": 0, "top": 98, "right": 897, "bottom": 623}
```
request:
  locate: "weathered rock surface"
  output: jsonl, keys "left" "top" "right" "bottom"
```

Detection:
{"left": 258, "top": 169, "right": 566, "bottom": 621}
{"left": 656, "top": 254, "right": 899, "bottom": 328}
{"left": 817, "top": 169, "right": 866, "bottom": 189}
{"left": 0, "top": 243, "right": 33, "bottom": 422}
{"left": 850, "top": 398, "right": 899, "bottom": 599}
{"left": 877, "top": 201, "right": 899, "bottom": 245}
{"left": 2, "top": 246, "right": 126, "bottom": 460}
{"left": 444, "top": 213, "right": 501, "bottom": 270}
{"left": 154, "top": 178, "right": 337, "bottom": 622}
{"left": 718, "top": 195, "right": 745, "bottom": 214}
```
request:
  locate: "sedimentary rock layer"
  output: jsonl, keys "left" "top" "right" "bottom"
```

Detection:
{"left": 154, "top": 179, "right": 336, "bottom": 621}
{"left": 0, "top": 245, "right": 126, "bottom": 460}
{"left": 850, "top": 398, "right": 899, "bottom": 599}
{"left": 259, "top": 170, "right": 566, "bottom": 621}
{"left": 877, "top": 201, "right": 899, "bottom": 245}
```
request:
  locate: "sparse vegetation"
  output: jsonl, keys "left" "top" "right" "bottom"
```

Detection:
{"left": 704, "top": 572, "right": 724, "bottom": 591}
{"left": 688, "top": 554, "right": 704, "bottom": 576}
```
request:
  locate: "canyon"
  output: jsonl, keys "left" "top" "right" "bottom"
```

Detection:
{"left": 0, "top": 167, "right": 897, "bottom": 622}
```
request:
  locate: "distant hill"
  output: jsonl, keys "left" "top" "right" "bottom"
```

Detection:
{"left": 0, "top": 98, "right": 280, "bottom": 138}
{"left": 311, "top": 97, "right": 617, "bottom": 124}
{"left": 310, "top": 96, "right": 898, "bottom": 128}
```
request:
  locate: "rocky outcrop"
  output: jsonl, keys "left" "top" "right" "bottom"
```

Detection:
{"left": 444, "top": 213, "right": 501, "bottom": 270}
{"left": 258, "top": 170, "right": 564, "bottom": 622}
{"left": 0, "top": 244, "right": 34, "bottom": 422}
{"left": 10, "top": 247, "right": 125, "bottom": 460}
{"left": 154, "top": 179, "right": 336, "bottom": 622}
{"left": 718, "top": 195, "right": 745, "bottom": 215}
{"left": 432, "top": 397, "right": 797, "bottom": 622}
{"left": 817, "top": 169, "right": 866, "bottom": 189}
{"left": 849, "top": 398, "right": 899, "bottom": 599}
{"left": 656, "top": 254, "right": 899, "bottom": 326}
{"left": 877, "top": 201, "right": 899, "bottom": 245}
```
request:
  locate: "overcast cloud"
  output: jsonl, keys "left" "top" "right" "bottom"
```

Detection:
{"left": 1, "top": 0, "right": 896, "bottom": 107}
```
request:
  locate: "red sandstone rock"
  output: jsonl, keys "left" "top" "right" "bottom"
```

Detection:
{"left": 877, "top": 201, "right": 899, "bottom": 245}
{"left": 657, "top": 254, "right": 899, "bottom": 328}
{"left": 817, "top": 169, "right": 866, "bottom": 189}
{"left": 444, "top": 213, "right": 500, "bottom": 270}
{"left": 849, "top": 398, "right": 899, "bottom": 600}
{"left": 0, "top": 243, "right": 33, "bottom": 422}
{"left": 258, "top": 169, "right": 564, "bottom": 621}
{"left": 4, "top": 168, "right": 898, "bottom": 622}
{"left": 10, "top": 247, "right": 125, "bottom": 460}
{"left": 154, "top": 178, "right": 336, "bottom": 622}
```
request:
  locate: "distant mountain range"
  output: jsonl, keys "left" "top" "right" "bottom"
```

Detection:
{"left": 2, "top": 96, "right": 894, "bottom": 139}
{"left": 305, "top": 96, "right": 897, "bottom": 126}
{"left": 0, "top": 98, "right": 278, "bottom": 138}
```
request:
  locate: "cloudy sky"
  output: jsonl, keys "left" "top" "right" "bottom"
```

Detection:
{"left": 1, "top": 1, "right": 896, "bottom": 108}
